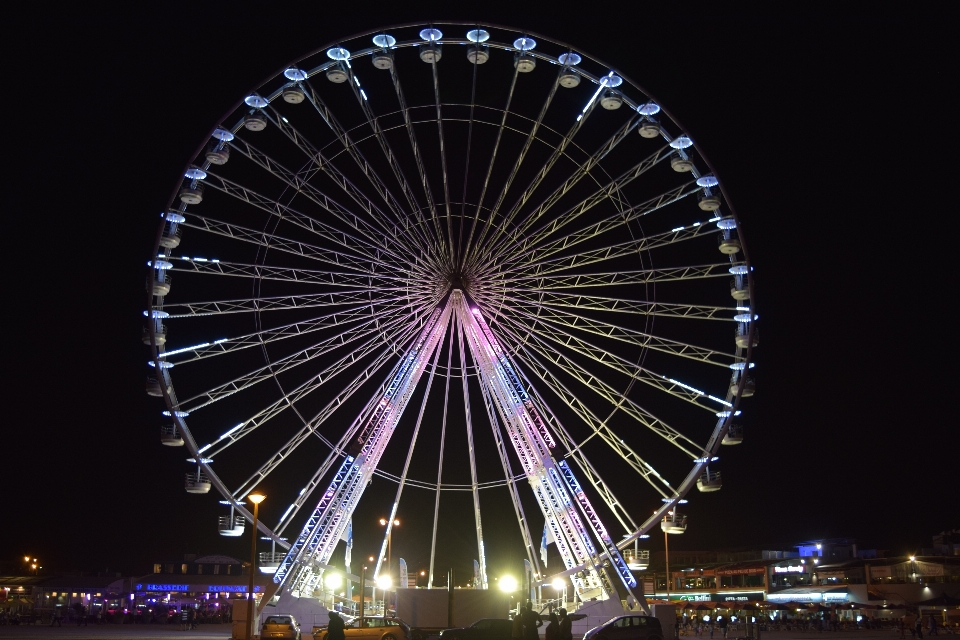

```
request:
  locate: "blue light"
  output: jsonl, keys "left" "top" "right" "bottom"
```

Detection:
{"left": 697, "top": 176, "right": 719, "bottom": 188}
{"left": 637, "top": 102, "right": 661, "bottom": 115}
{"left": 728, "top": 362, "right": 756, "bottom": 370}
{"left": 244, "top": 95, "right": 269, "bottom": 109}
{"left": 148, "top": 360, "right": 174, "bottom": 369}
{"left": 419, "top": 28, "right": 442, "bottom": 41}
{"left": 733, "top": 313, "right": 758, "bottom": 322}
{"left": 144, "top": 310, "right": 169, "bottom": 319}
{"left": 284, "top": 68, "right": 308, "bottom": 81}
{"left": 717, "top": 217, "right": 737, "bottom": 229}
{"left": 360, "top": 89, "right": 368, "bottom": 101}
{"left": 148, "top": 260, "right": 173, "bottom": 270}
{"left": 600, "top": 74, "right": 623, "bottom": 87}
{"left": 212, "top": 128, "right": 234, "bottom": 142}
{"left": 466, "top": 29, "right": 490, "bottom": 43}
{"left": 327, "top": 47, "right": 350, "bottom": 60}
{"left": 372, "top": 34, "right": 396, "bottom": 48}
{"left": 513, "top": 37, "right": 536, "bottom": 51}
{"left": 715, "top": 410, "right": 742, "bottom": 418}
{"left": 184, "top": 168, "right": 207, "bottom": 180}
{"left": 558, "top": 52, "right": 581, "bottom": 66}
{"left": 670, "top": 136, "right": 693, "bottom": 149}
{"left": 165, "top": 212, "right": 186, "bottom": 223}
{"left": 163, "top": 410, "right": 190, "bottom": 417}
{"left": 729, "top": 265, "right": 749, "bottom": 275}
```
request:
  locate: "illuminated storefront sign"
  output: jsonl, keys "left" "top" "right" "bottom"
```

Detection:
{"left": 674, "top": 592, "right": 765, "bottom": 602}
{"left": 137, "top": 583, "right": 262, "bottom": 593}
{"left": 773, "top": 565, "right": 805, "bottom": 574}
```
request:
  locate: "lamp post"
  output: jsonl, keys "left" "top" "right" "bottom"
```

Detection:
{"left": 379, "top": 518, "right": 400, "bottom": 576}
{"left": 247, "top": 492, "right": 266, "bottom": 640}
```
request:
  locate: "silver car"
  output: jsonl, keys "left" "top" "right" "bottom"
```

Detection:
{"left": 583, "top": 615, "right": 663, "bottom": 640}
{"left": 263, "top": 614, "right": 302, "bottom": 639}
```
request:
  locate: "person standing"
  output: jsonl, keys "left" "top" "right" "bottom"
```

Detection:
{"left": 514, "top": 607, "right": 527, "bottom": 640}
{"left": 545, "top": 612, "right": 559, "bottom": 640}
{"left": 718, "top": 616, "right": 728, "bottom": 640}
{"left": 523, "top": 603, "right": 543, "bottom": 640}
{"left": 558, "top": 608, "right": 572, "bottom": 640}
{"left": 50, "top": 608, "right": 62, "bottom": 627}
{"left": 328, "top": 611, "right": 346, "bottom": 640}
{"left": 915, "top": 615, "right": 924, "bottom": 639}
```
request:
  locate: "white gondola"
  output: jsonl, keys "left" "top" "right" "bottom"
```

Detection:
{"left": 159, "top": 225, "right": 183, "bottom": 248}
{"left": 730, "top": 376, "right": 756, "bottom": 397}
{"left": 730, "top": 278, "right": 749, "bottom": 301}
{"left": 326, "top": 66, "right": 348, "bottom": 83}
{"left": 719, "top": 234, "right": 741, "bottom": 254}
{"left": 282, "top": 86, "right": 305, "bottom": 104}
{"left": 698, "top": 192, "right": 722, "bottom": 211}
{"left": 661, "top": 511, "right": 687, "bottom": 534}
{"left": 146, "top": 376, "right": 171, "bottom": 397}
{"left": 185, "top": 472, "right": 212, "bottom": 494}
{"left": 671, "top": 155, "right": 694, "bottom": 172}
{"left": 420, "top": 44, "right": 441, "bottom": 63}
{"left": 243, "top": 112, "right": 267, "bottom": 131}
{"left": 205, "top": 144, "right": 229, "bottom": 165}
{"left": 218, "top": 515, "right": 246, "bottom": 537}
{"left": 160, "top": 425, "right": 184, "bottom": 446}
{"left": 735, "top": 325, "right": 759, "bottom": 349}
{"left": 515, "top": 53, "right": 536, "bottom": 73}
{"left": 258, "top": 552, "right": 284, "bottom": 575}
{"left": 466, "top": 46, "right": 489, "bottom": 64}
{"left": 372, "top": 52, "right": 394, "bottom": 69}
{"left": 178, "top": 186, "right": 203, "bottom": 206}
{"left": 722, "top": 424, "right": 744, "bottom": 445}
{"left": 151, "top": 275, "right": 171, "bottom": 297}
{"left": 638, "top": 120, "right": 661, "bottom": 138}
{"left": 559, "top": 68, "right": 580, "bottom": 87}
{"left": 142, "top": 325, "right": 167, "bottom": 346}
{"left": 600, "top": 90, "right": 622, "bottom": 110}
{"left": 697, "top": 470, "right": 722, "bottom": 492}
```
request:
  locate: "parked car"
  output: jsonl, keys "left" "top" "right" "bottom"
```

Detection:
{"left": 314, "top": 615, "right": 411, "bottom": 640}
{"left": 583, "top": 615, "right": 663, "bottom": 640}
{"left": 263, "top": 614, "right": 302, "bottom": 639}
{"left": 439, "top": 618, "right": 514, "bottom": 640}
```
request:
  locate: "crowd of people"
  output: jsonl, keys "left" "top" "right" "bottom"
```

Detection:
{"left": 512, "top": 601, "right": 574, "bottom": 640}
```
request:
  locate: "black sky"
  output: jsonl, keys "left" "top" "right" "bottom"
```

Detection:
{"left": 5, "top": 2, "right": 955, "bottom": 577}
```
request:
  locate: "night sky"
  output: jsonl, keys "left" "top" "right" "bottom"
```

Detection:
{"left": 6, "top": 2, "right": 954, "bottom": 579}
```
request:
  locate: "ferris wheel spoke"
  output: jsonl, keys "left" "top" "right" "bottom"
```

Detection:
{"left": 160, "top": 295, "right": 415, "bottom": 365}
{"left": 165, "top": 256, "right": 429, "bottom": 291}
{"left": 495, "top": 309, "right": 730, "bottom": 413}
{"left": 461, "top": 67, "right": 521, "bottom": 269}
{"left": 497, "top": 294, "right": 736, "bottom": 366}
{"left": 500, "top": 180, "right": 702, "bottom": 272}
{"left": 181, "top": 214, "right": 412, "bottom": 278}
{"left": 176, "top": 305, "right": 424, "bottom": 413}
{"left": 506, "top": 116, "right": 639, "bottom": 243}
{"left": 471, "top": 85, "right": 607, "bottom": 270}
{"left": 505, "top": 219, "right": 721, "bottom": 279}
{"left": 497, "top": 262, "right": 737, "bottom": 289}
{"left": 224, "top": 133, "right": 433, "bottom": 267}
{"left": 384, "top": 64, "right": 448, "bottom": 262}
{"left": 491, "top": 313, "right": 704, "bottom": 458}
{"left": 188, "top": 171, "right": 418, "bottom": 272}
{"left": 336, "top": 66, "right": 447, "bottom": 259}
{"left": 503, "top": 289, "right": 738, "bottom": 323}
{"left": 431, "top": 60, "right": 456, "bottom": 263}
{"left": 295, "top": 81, "right": 428, "bottom": 243}
{"left": 158, "top": 286, "right": 430, "bottom": 319}
{"left": 489, "top": 143, "right": 673, "bottom": 268}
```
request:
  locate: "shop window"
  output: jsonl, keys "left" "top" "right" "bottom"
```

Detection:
{"left": 166, "top": 564, "right": 174, "bottom": 574}
{"left": 197, "top": 564, "right": 203, "bottom": 575}
{"left": 154, "top": 564, "right": 162, "bottom": 574}
{"left": 182, "top": 564, "right": 188, "bottom": 574}
{"left": 213, "top": 565, "right": 220, "bottom": 575}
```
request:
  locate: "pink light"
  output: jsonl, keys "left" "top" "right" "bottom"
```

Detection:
{"left": 471, "top": 308, "right": 481, "bottom": 316}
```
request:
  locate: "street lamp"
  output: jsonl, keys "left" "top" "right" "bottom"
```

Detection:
{"left": 379, "top": 518, "right": 400, "bottom": 574}
{"left": 247, "top": 492, "right": 266, "bottom": 640}
{"left": 499, "top": 576, "right": 518, "bottom": 593}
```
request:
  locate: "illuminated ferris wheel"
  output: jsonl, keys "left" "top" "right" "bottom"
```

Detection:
{"left": 144, "top": 22, "right": 756, "bottom": 611}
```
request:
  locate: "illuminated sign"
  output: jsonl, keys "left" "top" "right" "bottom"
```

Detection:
{"left": 774, "top": 566, "right": 805, "bottom": 574}
{"left": 717, "top": 567, "right": 766, "bottom": 576}
{"left": 139, "top": 583, "right": 261, "bottom": 593}
{"left": 144, "top": 584, "right": 189, "bottom": 591}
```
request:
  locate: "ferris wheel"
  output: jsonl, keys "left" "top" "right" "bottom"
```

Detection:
{"left": 144, "top": 21, "right": 756, "bottom": 610}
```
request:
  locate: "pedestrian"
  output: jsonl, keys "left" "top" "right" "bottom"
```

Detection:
{"left": 188, "top": 606, "right": 197, "bottom": 630}
{"left": 718, "top": 616, "right": 728, "bottom": 639}
{"left": 50, "top": 608, "right": 62, "bottom": 627}
{"left": 181, "top": 607, "right": 189, "bottom": 632}
{"left": 514, "top": 607, "right": 527, "bottom": 640}
{"left": 929, "top": 615, "right": 938, "bottom": 636}
{"left": 545, "top": 612, "right": 559, "bottom": 640}
{"left": 915, "top": 615, "right": 924, "bottom": 639}
{"left": 76, "top": 604, "right": 88, "bottom": 627}
{"left": 523, "top": 602, "right": 543, "bottom": 640}
{"left": 558, "top": 608, "right": 572, "bottom": 640}
{"left": 328, "top": 611, "right": 346, "bottom": 640}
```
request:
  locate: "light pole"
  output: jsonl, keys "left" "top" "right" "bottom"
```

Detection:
{"left": 247, "top": 492, "right": 266, "bottom": 640}
{"left": 379, "top": 518, "right": 400, "bottom": 576}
